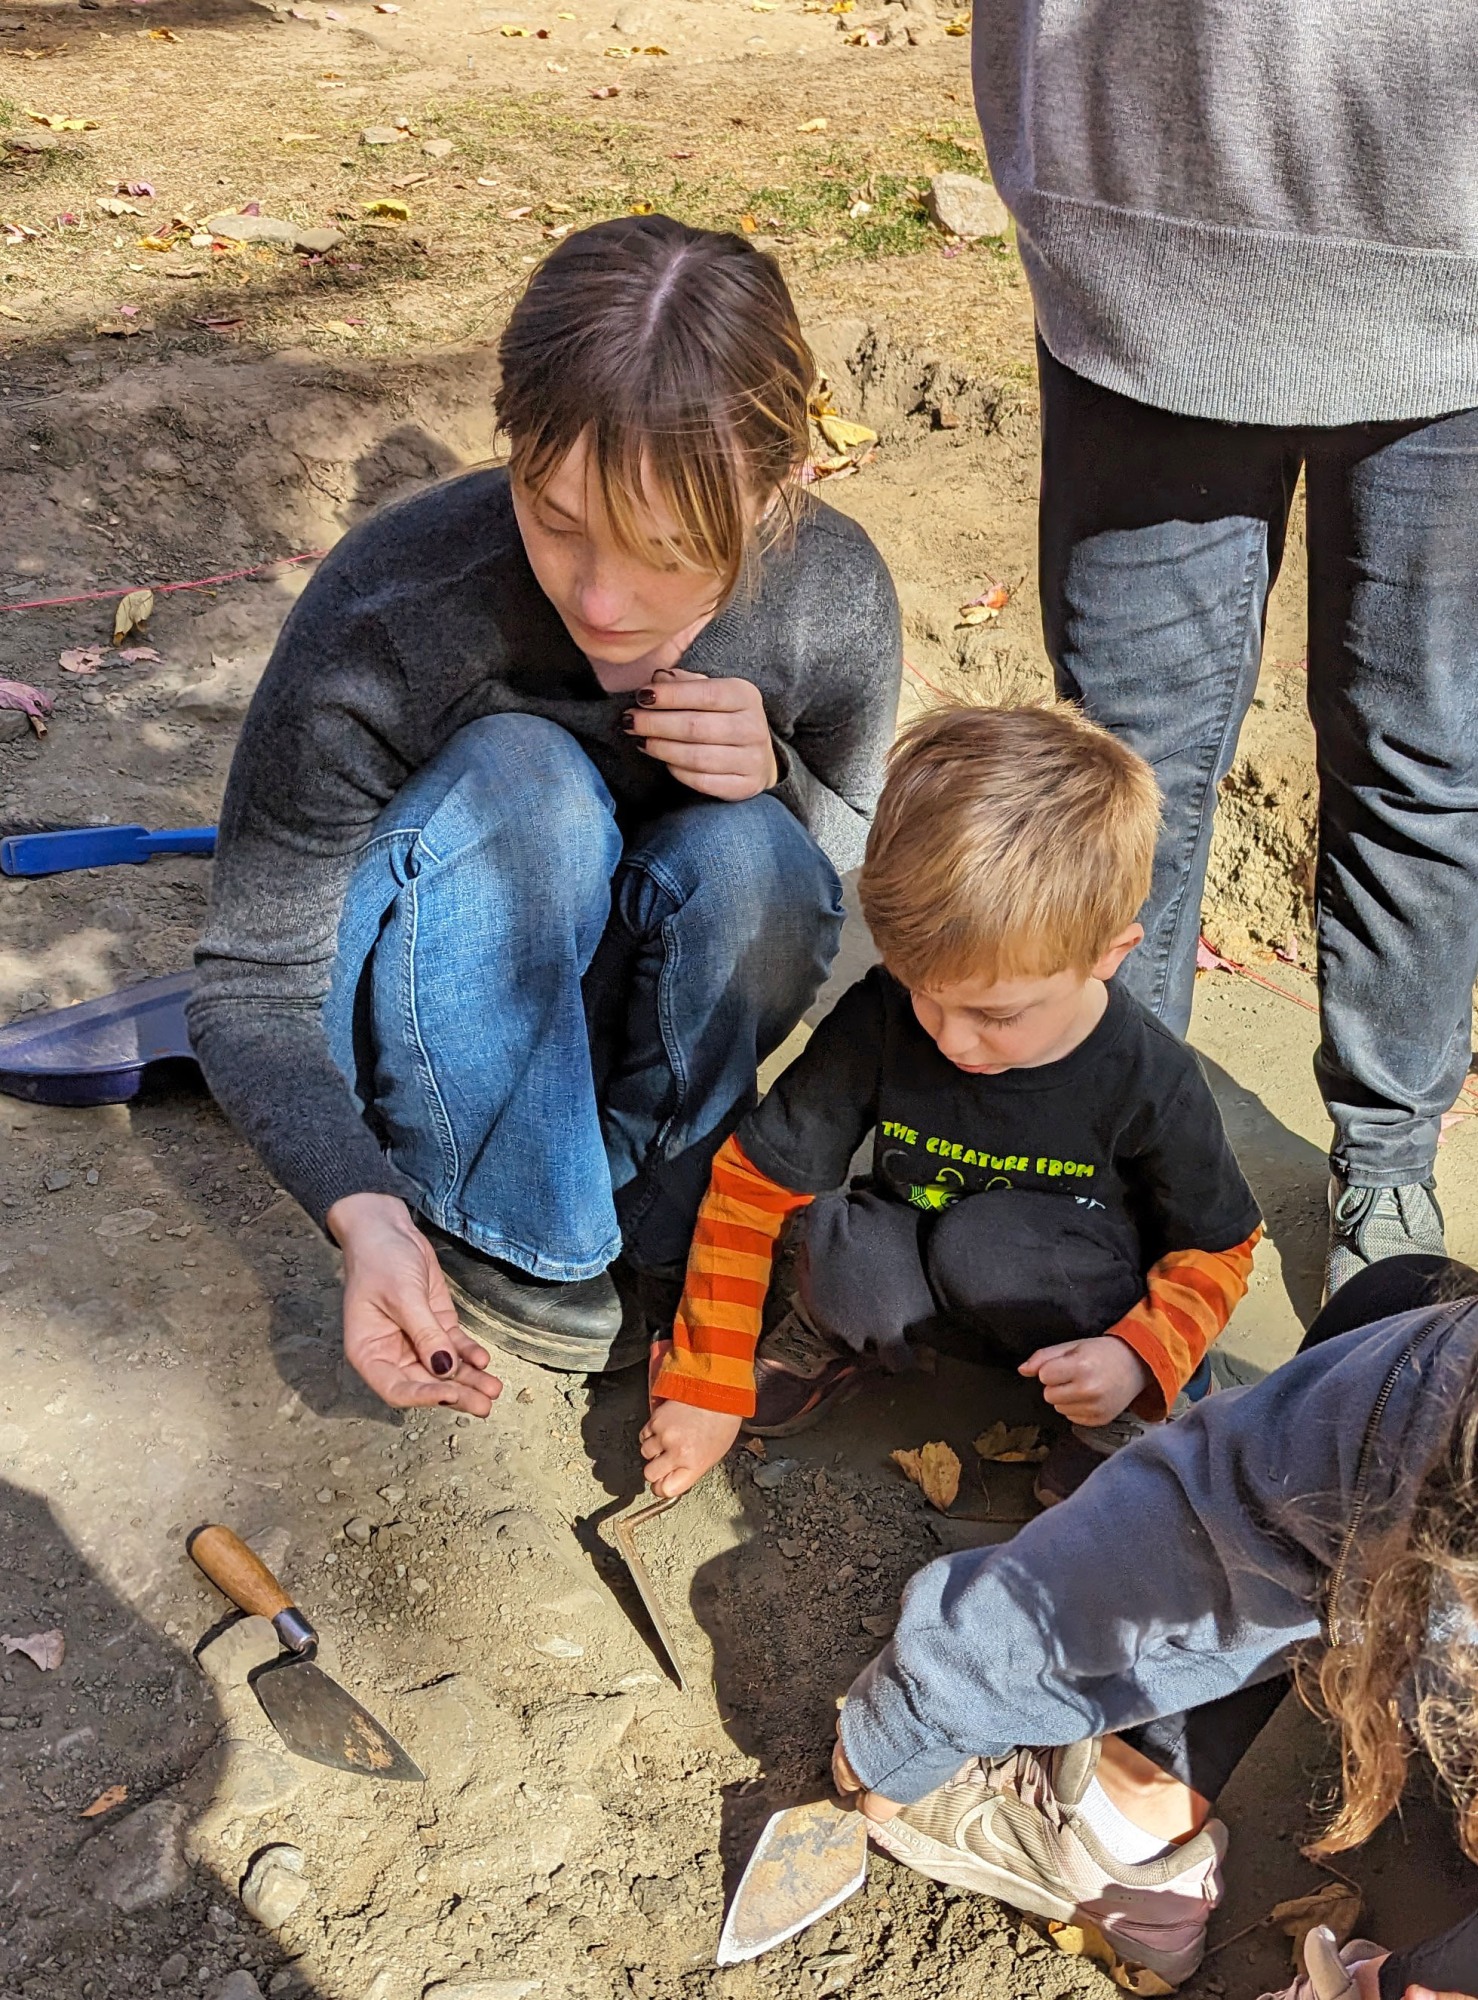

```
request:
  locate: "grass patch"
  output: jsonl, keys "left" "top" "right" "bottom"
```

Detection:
{"left": 0, "top": 97, "right": 16, "bottom": 133}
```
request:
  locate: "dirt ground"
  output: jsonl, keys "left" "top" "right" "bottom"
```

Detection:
{"left": 2, "top": 2, "right": 1477, "bottom": 1996}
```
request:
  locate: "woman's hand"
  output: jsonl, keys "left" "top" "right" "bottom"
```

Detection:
{"left": 831, "top": 1734, "right": 903, "bottom": 1824}
{"left": 1019, "top": 1333, "right": 1152, "bottom": 1427}
{"left": 624, "top": 665, "right": 779, "bottom": 801}
{"left": 638, "top": 1398, "right": 742, "bottom": 1498}
{"left": 326, "top": 1192, "right": 501, "bottom": 1417}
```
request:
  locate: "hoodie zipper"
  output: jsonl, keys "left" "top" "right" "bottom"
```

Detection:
{"left": 1326, "top": 1302, "right": 1466, "bottom": 1645}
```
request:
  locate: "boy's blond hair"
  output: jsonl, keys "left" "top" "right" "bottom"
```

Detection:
{"left": 858, "top": 702, "right": 1161, "bottom": 990}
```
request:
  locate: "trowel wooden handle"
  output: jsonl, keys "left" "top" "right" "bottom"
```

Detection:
{"left": 188, "top": 1524, "right": 294, "bottom": 1619}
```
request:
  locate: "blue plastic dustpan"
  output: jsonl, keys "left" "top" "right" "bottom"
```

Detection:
{"left": 0, "top": 972, "right": 198, "bottom": 1105}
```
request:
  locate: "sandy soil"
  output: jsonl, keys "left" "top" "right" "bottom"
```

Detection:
{"left": 2, "top": 3, "right": 1476, "bottom": 1997}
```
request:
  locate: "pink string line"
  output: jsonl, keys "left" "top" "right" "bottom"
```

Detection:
{"left": 0, "top": 549, "right": 328, "bottom": 614}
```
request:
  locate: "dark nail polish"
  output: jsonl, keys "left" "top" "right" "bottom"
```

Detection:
{"left": 621, "top": 711, "right": 637, "bottom": 732}
{"left": 635, "top": 688, "right": 657, "bottom": 707}
{"left": 430, "top": 1349, "right": 454, "bottom": 1376}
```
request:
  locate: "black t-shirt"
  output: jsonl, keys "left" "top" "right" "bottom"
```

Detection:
{"left": 740, "top": 968, "right": 1261, "bottom": 1267}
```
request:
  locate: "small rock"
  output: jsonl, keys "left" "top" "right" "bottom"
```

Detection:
{"left": 159, "top": 1953, "right": 189, "bottom": 1987}
{"left": 859, "top": 1612, "right": 894, "bottom": 1637}
{"left": 378, "top": 1484, "right": 405, "bottom": 1504}
{"left": 408, "top": 1575, "right": 431, "bottom": 1596}
{"left": 533, "top": 1635, "right": 583, "bottom": 1659}
{"left": 752, "top": 1456, "right": 796, "bottom": 1490}
{"left": 197, "top": 1615, "right": 280, "bottom": 1689}
{"left": 83, "top": 1798, "right": 191, "bottom": 1912}
{"left": 42, "top": 1168, "right": 73, "bottom": 1192}
{"left": 330, "top": 1456, "right": 351, "bottom": 1475}
{"left": 527, "top": 1694, "right": 635, "bottom": 1777}
{"left": 395, "top": 1676, "right": 489, "bottom": 1787}
{"left": 294, "top": 226, "right": 345, "bottom": 253}
{"left": 316, "top": 1488, "right": 334, "bottom": 1504}
{"left": 361, "top": 124, "right": 409, "bottom": 145}
{"left": 0, "top": 710, "right": 30, "bottom": 744}
{"left": 421, "top": 137, "right": 453, "bottom": 159}
{"left": 85, "top": 1167, "right": 99, "bottom": 1185}
{"left": 212, "top": 1976, "right": 266, "bottom": 2000}
{"left": 267, "top": 1972, "right": 312, "bottom": 1999}
{"left": 240, "top": 1844, "right": 310, "bottom": 1929}
{"left": 778, "top": 1538, "right": 804, "bottom": 1559}
{"left": 516, "top": 1387, "right": 534, "bottom": 1404}
{"left": 202, "top": 210, "right": 300, "bottom": 247}
{"left": 6, "top": 131, "right": 61, "bottom": 153}
{"left": 344, "top": 1516, "right": 373, "bottom": 1545}
{"left": 926, "top": 170, "right": 1010, "bottom": 240}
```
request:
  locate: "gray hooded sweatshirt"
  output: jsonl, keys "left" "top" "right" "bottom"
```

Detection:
{"left": 973, "top": 2, "right": 1478, "bottom": 426}
{"left": 841, "top": 1302, "right": 1478, "bottom": 1803}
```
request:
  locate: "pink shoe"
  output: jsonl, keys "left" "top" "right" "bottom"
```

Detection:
{"left": 1258, "top": 1925, "right": 1387, "bottom": 2000}
{"left": 866, "top": 1740, "right": 1225, "bottom": 1987}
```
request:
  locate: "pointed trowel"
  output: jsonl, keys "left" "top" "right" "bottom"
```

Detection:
{"left": 716, "top": 1799, "right": 870, "bottom": 1963}
{"left": 188, "top": 1524, "right": 424, "bottom": 1782}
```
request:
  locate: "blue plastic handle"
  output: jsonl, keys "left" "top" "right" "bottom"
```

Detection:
{"left": 0, "top": 824, "right": 218, "bottom": 876}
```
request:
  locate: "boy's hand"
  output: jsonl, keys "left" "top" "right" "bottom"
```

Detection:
{"left": 624, "top": 665, "right": 779, "bottom": 802}
{"left": 639, "top": 1399, "right": 742, "bottom": 1498}
{"left": 1019, "top": 1334, "right": 1151, "bottom": 1427}
{"left": 832, "top": 1734, "right": 902, "bottom": 1823}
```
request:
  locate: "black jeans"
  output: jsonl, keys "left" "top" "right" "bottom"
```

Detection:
{"left": 1122, "top": 1254, "right": 1478, "bottom": 1994}
{"left": 1040, "top": 339, "right": 1478, "bottom": 1187}
{"left": 796, "top": 1184, "right": 1145, "bottom": 1370}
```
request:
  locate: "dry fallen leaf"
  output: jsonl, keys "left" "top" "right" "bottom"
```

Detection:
{"left": 589, "top": 82, "right": 619, "bottom": 97}
{"left": 80, "top": 1784, "right": 128, "bottom": 1818}
{"left": 361, "top": 198, "right": 409, "bottom": 219}
{"left": 1049, "top": 1922, "right": 1174, "bottom": 1996}
{"left": 502, "top": 203, "right": 534, "bottom": 219}
{"left": 96, "top": 197, "right": 140, "bottom": 216}
{"left": 24, "top": 106, "right": 98, "bottom": 130}
{"left": 629, "top": 199, "right": 654, "bottom": 214}
{"left": 797, "top": 116, "right": 828, "bottom": 131}
{"left": 148, "top": 25, "right": 182, "bottom": 39}
{"left": 891, "top": 1441, "right": 961, "bottom": 1512}
{"left": 3, "top": 1630, "right": 65, "bottom": 1671}
{"left": 0, "top": 678, "right": 53, "bottom": 734}
{"left": 742, "top": 1437, "right": 767, "bottom": 1459}
{"left": 3, "top": 221, "right": 40, "bottom": 244}
{"left": 279, "top": 131, "right": 324, "bottom": 143}
{"left": 974, "top": 1420, "right": 1048, "bottom": 1464}
{"left": 59, "top": 646, "right": 106, "bottom": 674}
{"left": 137, "top": 233, "right": 178, "bottom": 251}
{"left": 112, "top": 587, "right": 153, "bottom": 644}
{"left": 500, "top": 21, "right": 531, "bottom": 32}
{"left": 117, "top": 646, "right": 161, "bottom": 664}
{"left": 817, "top": 413, "right": 877, "bottom": 453}
{"left": 1273, "top": 1884, "right": 1363, "bottom": 1972}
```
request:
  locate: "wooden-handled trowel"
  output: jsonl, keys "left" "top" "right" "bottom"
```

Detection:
{"left": 188, "top": 1524, "right": 424, "bottom": 1782}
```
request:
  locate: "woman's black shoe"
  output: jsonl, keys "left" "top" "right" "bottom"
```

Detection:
{"left": 420, "top": 1221, "right": 643, "bottom": 1373}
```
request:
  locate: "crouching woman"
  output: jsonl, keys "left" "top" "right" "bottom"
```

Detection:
{"left": 189, "top": 215, "right": 901, "bottom": 1415}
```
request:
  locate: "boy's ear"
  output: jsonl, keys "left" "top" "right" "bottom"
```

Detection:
{"left": 1091, "top": 922, "right": 1144, "bottom": 982}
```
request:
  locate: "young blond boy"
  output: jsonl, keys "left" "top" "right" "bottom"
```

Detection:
{"left": 639, "top": 704, "right": 1262, "bottom": 1503}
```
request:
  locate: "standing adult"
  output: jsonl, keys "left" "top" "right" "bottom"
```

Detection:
{"left": 189, "top": 216, "right": 901, "bottom": 1415}
{"left": 972, "top": 3, "right": 1478, "bottom": 1292}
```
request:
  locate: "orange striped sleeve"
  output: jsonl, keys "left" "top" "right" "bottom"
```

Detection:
{"left": 1111, "top": 1227, "right": 1262, "bottom": 1420}
{"left": 650, "top": 1134, "right": 814, "bottom": 1418}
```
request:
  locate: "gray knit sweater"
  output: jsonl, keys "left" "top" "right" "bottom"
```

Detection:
{"left": 190, "top": 469, "right": 901, "bottom": 1227}
{"left": 974, "top": 1, "right": 1478, "bottom": 426}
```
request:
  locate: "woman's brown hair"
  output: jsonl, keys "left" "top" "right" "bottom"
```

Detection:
{"left": 1306, "top": 1341, "right": 1478, "bottom": 1861}
{"left": 495, "top": 213, "right": 814, "bottom": 599}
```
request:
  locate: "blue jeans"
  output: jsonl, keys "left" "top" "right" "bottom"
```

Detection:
{"left": 1039, "top": 338, "right": 1478, "bottom": 1183}
{"left": 323, "top": 715, "right": 843, "bottom": 1279}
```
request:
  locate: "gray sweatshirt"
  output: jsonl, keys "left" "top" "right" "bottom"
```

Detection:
{"left": 974, "top": 2, "right": 1478, "bottom": 426}
{"left": 841, "top": 1302, "right": 1478, "bottom": 1802}
{"left": 189, "top": 470, "right": 901, "bottom": 1228}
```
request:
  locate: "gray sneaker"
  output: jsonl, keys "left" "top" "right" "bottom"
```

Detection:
{"left": 1257, "top": 1923, "right": 1386, "bottom": 2000}
{"left": 866, "top": 1740, "right": 1226, "bottom": 1987}
{"left": 1325, "top": 1175, "right": 1445, "bottom": 1299}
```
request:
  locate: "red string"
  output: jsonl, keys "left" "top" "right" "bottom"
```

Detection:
{"left": 0, "top": 549, "right": 328, "bottom": 614}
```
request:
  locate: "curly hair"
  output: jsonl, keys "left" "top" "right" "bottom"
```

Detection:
{"left": 1306, "top": 1343, "right": 1478, "bottom": 1861}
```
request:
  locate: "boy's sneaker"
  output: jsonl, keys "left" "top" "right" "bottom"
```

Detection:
{"left": 742, "top": 1301, "right": 869, "bottom": 1437}
{"left": 1257, "top": 1924, "right": 1386, "bottom": 2000}
{"left": 867, "top": 1739, "right": 1225, "bottom": 1988}
{"left": 1325, "top": 1174, "right": 1444, "bottom": 1299}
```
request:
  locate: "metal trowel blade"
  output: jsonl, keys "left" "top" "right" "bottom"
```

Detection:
{"left": 715, "top": 1800, "right": 869, "bottom": 1964}
{"left": 249, "top": 1656, "right": 424, "bottom": 1782}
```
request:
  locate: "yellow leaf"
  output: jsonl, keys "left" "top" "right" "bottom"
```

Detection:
{"left": 1273, "top": 1884, "right": 1363, "bottom": 1972}
{"left": 817, "top": 412, "right": 877, "bottom": 453}
{"left": 739, "top": 212, "right": 758, "bottom": 232}
{"left": 24, "top": 107, "right": 99, "bottom": 130}
{"left": 890, "top": 1441, "right": 961, "bottom": 1512}
{"left": 499, "top": 21, "right": 531, "bottom": 31}
{"left": 752, "top": 3, "right": 776, "bottom": 10}
{"left": 80, "top": 1784, "right": 128, "bottom": 1818}
{"left": 628, "top": 200, "right": 654, "bottom": 214}
{"left": 113, "top": 588, "right": 153, "bottom": 644}
{"left": 361, "top": 198, "right": 409, "bottom": 219}
{"left": 323, "top": 319, "right": 361, "bottom": 335}
{"left": 944, "top": 12, "right": 968, "bottom": 29}
{"left": 827, "top": 1, "right": 854, "bottom": 11}
{"left": 148, "top": 25, "right": 182, "bottom": 38}
{"left": 137, "top": 234, "right": 177, "bottom": 251}
{"left": 797, "top": 116, "right": 828, "bottom": 131}
{"left": 973, "top": 1421, "right": 1047, "bottom": 1464}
